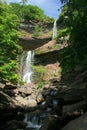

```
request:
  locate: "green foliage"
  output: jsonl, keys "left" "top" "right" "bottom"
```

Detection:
{"left": 32, "top": 65, "right": 46, "bottom": 87}
{"left": 0, "top": 61, "right": 19, "bottom": 84}
{"left": 37, "top": 82, "right": 43, "bottom": 89}
{"left": 10, "top": 3, "right": 54, "bottom": 23}
{"left": 57, "top": 5, "right": 69, "bottom": 26}
{"left": 0, "top": 1, "right": 22, "bottom": 84}
{"left": 10, "top": 3, "right": 23, "bottom": 20}
{"left": 24, "top": 5, "right": 45, "bottom": 21}
{"left": 33, "top": 25, "right": 43, "bottom": 37}
{"left": 33, "top": 25, "right": 40, "bottom": 37}
{"left": 32, "top": 65, "right": 46, "bottom": 76}
{"left": 58, "top": 0, "right": 87, "bottom": 73}
{"left": 57, "top": 28, "right": 69, "bottom": 38}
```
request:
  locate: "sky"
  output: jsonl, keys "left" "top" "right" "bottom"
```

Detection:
{"left": 7, "top": 0, "right": 62, "bottom": 19}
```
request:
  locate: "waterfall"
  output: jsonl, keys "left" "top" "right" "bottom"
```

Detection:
{"left": 52, "top": 19, "right": 57, "bottom": 39}
{"left": 23, "top": 51, "right": 34, "bottom": 83}
{"left": 19, "top": 52, "right": 25, "bottom": 80}
{"left": 24, "top": 113, "right": 41, "bottom": 130}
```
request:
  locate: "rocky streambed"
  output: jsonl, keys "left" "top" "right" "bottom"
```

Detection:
{"left": 0, "top": 71, "right": 87, "bottom": 130}
{"left": 0, "top": 82, "right": 63, "bottom": 130}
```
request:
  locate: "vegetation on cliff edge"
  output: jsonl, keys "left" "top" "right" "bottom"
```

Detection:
{"left": 57, "top": 0, "right": 87, "bottom": 73}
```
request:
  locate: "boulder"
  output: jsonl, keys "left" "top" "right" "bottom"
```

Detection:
{"left": 36, "top": 93, "right": 44, "bottom": 104}
{"left": 57, "top": 87, "right": 84, "bottom": 105}
{"left": 15, "top": 96, "right": 28, "bottom": 107}
{"left": 40, "top": 116, "right": 58, "bottom": 130}
{"left": 17, "top": 86, "right": 32, "bottom": 95}
{"left": 27, "top": 98, "right": 37, "bottom": 107}
{"left": 5, "top": 120, "right": 26, "bottom": 130}
{"left": 0, "top": 91, "right": 17, "bottom": 109}
{"left": 63, "top": 100, "right": 87, "bottom": 115}
{"left": 4, "top": 84, "right": 17, "bottom": 90}
{"left": 61, "top": 112, "right": 87, "bottom": 130}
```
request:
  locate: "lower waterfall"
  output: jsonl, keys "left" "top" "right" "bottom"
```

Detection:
{"left": 23, "top": 51, "right": 34, "bottom": 83}
{"left": 19, "top": 51, "right": 34, "bottom": 83}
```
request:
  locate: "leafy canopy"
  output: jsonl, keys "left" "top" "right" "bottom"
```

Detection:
{"left": 10, "top": 3, "right": 54, "bottom": 22}
{"left": 58, "top": 0, "right": 87, "bottom": 72}
{"left": 0, "top": 1, "right": 22, "bottom": 84}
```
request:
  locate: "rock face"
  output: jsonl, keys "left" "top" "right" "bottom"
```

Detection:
{"left": 0, "top": 72, "right": 87, "bottom": 130}
{"left": 15, "top": 85, "right": 32, "bottom": 95}
{"left": 5, "top": 120, "right": 26, "bottom": 130}
{"left": 19, "top": 20, "right": 53, "bottom": 50}
{"left": 27, "top": 98, "right": 37, "bottom": 107}
{"left": 36, "top": 93, "right": 44, "bottom": 104}
{"left": 19, "top": 36, "right": 51, "bottom": 50}
{"left": 61, "top": 112, "right": 87, "bottom": 130}
{"left": 0, "top": 91, "right": 17, "bottom": 109}
{"left": 40, "top": 116, "right": 58, "bottom": 130}
{"left": 0, "top": 35, "right": 87, "bottom": 130}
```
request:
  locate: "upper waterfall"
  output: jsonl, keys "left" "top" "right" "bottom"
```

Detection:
{"left": 52, "top": 19, "right": 57, "bottom": 39}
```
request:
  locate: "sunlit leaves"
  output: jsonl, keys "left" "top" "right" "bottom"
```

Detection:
{"left": 0, "top": 1, "right": 22, "bottom": 84}
{"left": 10, "top": 3, "right": 54, "bottom": 22}
{"left": 58, "top": 0, "right": 87, "bottom": 72}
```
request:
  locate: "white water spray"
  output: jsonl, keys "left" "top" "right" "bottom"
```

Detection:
{"left": 23, "top": 51, "right": 34, "bottom": 83}
{"left": 24, "top": 113, "right": 41, "bottom": 130}
{"left": 52, "top": 19, "right": 57, "bottom": 39}
{"left": 19, "top": 52, "right": 25, "bottom": 80}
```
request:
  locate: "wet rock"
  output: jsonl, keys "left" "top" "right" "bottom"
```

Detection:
{"left": 15, "top": 95, "right": 28, "bottom": 107}
{"left": 61, "top": 112, "right": 87, "bottom": 130}
{"left": 60, "top": 71, "right": 87, "bottom": 103}
{"left": 43, "top": 84, "right": 50, "bottom": 89}
{"left": 24, "top": 128, "right": 33, "bottom": 130}
{"left": 50, "top": 89, "right": 58, "bottom": 96}
{"left": 45, "top": 96, "right": 52, "bottom": 106}
{"left": 0, "top": 91, "right": 17, "bottom": 109}
{"left": 0, "top": 83, "right": 5, "bottom": 89}
{"left": 4, "top": 84, "right": 17, "bottom": 90}
{"left": 27, "top": 98, "right": 37, "bottom": 107}
{"left": 5, "top": 120, "right": 26, "bottom": 130}
{"left": 3, "top": 89, "right": 15, "bottom": 97}
{"left": 19, "top": 36, "right": 51, "bottom": 50}
{"left": 57, "top": 88, "right": 84, "bottom": 105}
{"left": 16, "top": 86, "right": 32, "bottom": 96}
{"left": 36, "top": 93, "right": 44, "bottom": 104}
{"left": 40, "top": 115, "right": 61, "bottom": 130}
{"left": 0, "top": 111, "right": 24, "bottom": 122}
{"left": 63, "top": 100, "right": 87, "bottom": 115}
{"left": 15, "top": 96, "right": 37, "bottom": 108}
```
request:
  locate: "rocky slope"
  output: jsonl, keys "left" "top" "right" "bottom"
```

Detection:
{"left": 0, "top": 22, "right": 87, "bottom": 130}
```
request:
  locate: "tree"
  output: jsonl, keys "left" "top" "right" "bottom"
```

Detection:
{"left": 58, "top": 0, "right": 87, "bottom": 72}
{"left": 10, "top": 3, "right": 54, "bottom": 23}
{"left": 10, "top": 3, "right": 22, "bottom": 20}
{"left": 0, "top": 1, "right": 22, "bottom": 84}
{"left": 21, "top": 0, "right": 27, "bottom": 5}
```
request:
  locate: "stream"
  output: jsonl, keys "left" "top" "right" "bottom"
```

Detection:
{"left": 22, "top": 88, "right": 59, "bottom": 130}
{"left": 19, "top": 19, "right": 58, "bottom": 130}
{"left": 0, "top": 20, "right": 59, "bottom": 130}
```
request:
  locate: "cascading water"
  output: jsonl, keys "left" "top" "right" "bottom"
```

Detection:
{"left": 23, "top": 51, "right": 34, "bottom": 83}
{"left": 23, "top": 21, "right": 59, "bottom": 130}
{"left": 19, "top": 52, "right": 25, "bottom": 80}
{"left": 24, "top": 113, "right": 41, "bottom": 130}
{"left": 52, "top": 19, "right": 57, "bottom": 39}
